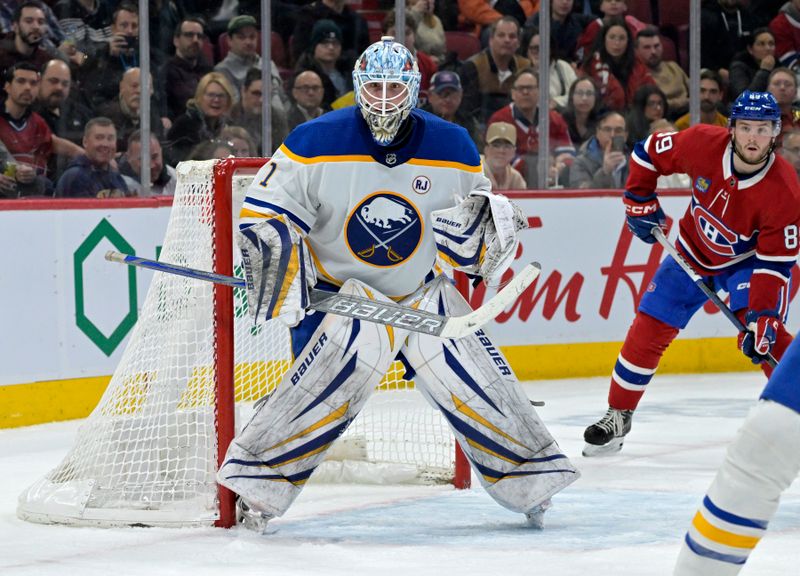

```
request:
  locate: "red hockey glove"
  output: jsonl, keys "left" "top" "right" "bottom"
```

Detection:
{"left": 738, "top": 310, "right": 781, "bottom": 364}
{"left": 623, "top": 192, "right": 666, "bottom": 244}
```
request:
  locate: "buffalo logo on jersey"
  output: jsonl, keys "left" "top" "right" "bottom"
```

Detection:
{"left": 694, "top": 176, "right": 710, "bottom": 194}
{"left": 692, "top": 203, "right": 740, "bottom": 256}
{"left": 346, "top": 192, "right": 423, "bottom": 266}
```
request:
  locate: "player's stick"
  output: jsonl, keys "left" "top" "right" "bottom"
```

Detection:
{"left": 105, "top": 251, "right": 540, "bottom": 339}
{"left": 651, "top": 227, "right": 777, "bottom": 368}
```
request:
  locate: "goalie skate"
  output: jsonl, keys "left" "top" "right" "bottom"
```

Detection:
{"left": 582, "top": 407, "right": 633, "bottom": 457}
{"left": 236, "top": 498, "right": 276, "bottom": 535}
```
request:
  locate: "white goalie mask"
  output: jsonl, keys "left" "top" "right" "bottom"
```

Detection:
{"left": 353, "top": 36, "right": 421, "bottom": 146}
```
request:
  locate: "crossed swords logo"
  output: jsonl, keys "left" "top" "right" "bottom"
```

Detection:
{"left": 355, "top": 211, "right": 418, "bottom": 262}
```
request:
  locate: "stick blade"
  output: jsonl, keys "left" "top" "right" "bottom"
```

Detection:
{"left": 439, "top": 262, "right": 541, "bottom": 339}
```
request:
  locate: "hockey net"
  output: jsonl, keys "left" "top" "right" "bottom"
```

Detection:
{"left": 17, "top": 158, "right": 469, "bottom": 528}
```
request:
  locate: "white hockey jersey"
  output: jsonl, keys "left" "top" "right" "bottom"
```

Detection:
{"left": 240, "top": 107, "right": 491, "bottom": 298}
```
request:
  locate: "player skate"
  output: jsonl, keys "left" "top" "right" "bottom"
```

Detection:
{"left": 582, "top": 407, "right": 633, "bottom": 456}
{"left": 236, "top": 498, "right": 275, "bottom": 535}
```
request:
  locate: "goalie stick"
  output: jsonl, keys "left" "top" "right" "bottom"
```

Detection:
{"left": 651, "top": 227, "right": 777, "bottom": 368}
{"left": 105, "top": 251, "right": 541, "bottom": 339}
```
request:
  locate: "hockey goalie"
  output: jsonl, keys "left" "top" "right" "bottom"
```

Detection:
{"left": 215, "top": 36, "right": 579, "bottom": 532}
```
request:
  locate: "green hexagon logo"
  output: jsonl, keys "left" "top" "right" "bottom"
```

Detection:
{"left": 74, "top": 218, "right": 137, "bottom": 356}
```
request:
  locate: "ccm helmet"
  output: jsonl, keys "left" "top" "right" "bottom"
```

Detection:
{"left": 728, "top": 90, "right": 782, "bottom": 136}
{"left": 353, "top": 36, "right": 421, "bottom": 145}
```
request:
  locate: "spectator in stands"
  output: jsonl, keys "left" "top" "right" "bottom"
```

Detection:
{"left": 635, "top": 27, "right": 689, "bottom": 120}
{"left": 701, "top": 0, "right": 754, "bottom": 82}
{"left": 215, "top": 15, "right": 261, "bottom": 98}
{"left": 409, "top": 0, "right": 446, "bottom": 65}
{"left": 580, "top": 17, "right": 654, "bottom": 111}
{"left": 625, "top": 84, "right": 668, "bottom": 147}
{"left": 2, "top": 0, "right": 64, "bottom": 50}
{"left": 488, "top": 68, "right": 574, "bottom": 187}
{"left": 290, "top": 0, "right": 369, "bottom": 69}
{"left": 0, "top": 138, "right": 18, "bottom": 197}
{"left": 457, "top": 0, "right": 537, "bottom": 33}
{"left": 383, "top": 11, "right": 437, "bottom": 103}
{"left": 0, "top": 1, "right": 58, "bottom": 83}
{"left": 34, "top": 58, "right": 91, "bottom": 181}
{"left": 78, "top": 2, "right": 153, "bottom": 110}
{"left": 97, "top": 67, "right": 163, "bottom": 154}
{"left": 767, "top": 67, "right": 800, "bottom": 136}
{"left": 0, "top": 62, "right": 82, "bottom": 197}
{"left": 422, "top": 70, "right": 484, "bottom": 150}
{"left": 161, "top": 17, "right": 213, "bottom": 120}
{"left": 559, "top": 76, "right": 604, "bottom": 148}
{"left": 187, "top": 137, "right": 235, "bottom": 161}
{"left": 229, "top": 67, "right": 289, "bottom": 155}
{"left": 675, "top": 69, "right": 728, "bottom": 130}
{"left": 459, "top": 16, "right": 531, "bottom": 124}
{"left": 35, "top": 59, "right": 91, "bottom": 146}
{"left": 573, "top": 0, "right": 646, "bottom": 62}
{"left": 56, "top": 116, "right": 128, "bottom": 197}
{"left": 482, "top": 121, "right": 527, "bottom": 190}
{"left": 526, "top": 0, "right": 592, "bottom": 65}
{"left": 778, "top": 128, "right": 800, "bottom": 177}
{"left": 287, "top": 70, "right": 326, "bottom": 131}
{"left": 524, "top": 27, "right": 577, "bottom": 109}
{"left": 569, "top": 109, "right": 629, "bottom": 189}
{"left": 53, "top": 0, "right": 113, "bottom": 66}
{"left": 770, "top": 0, "right": 800, "bottom": 68}
{"left": 220, "top": 125, "right": 256, "bottom": 157}
{"left": 294, "top": 19, "right": 353, "bottom": 110}
{"left": 118, "top": 130, "right": 176, "bottom": 197}
{"left": 729, "top": 27, "right": 776, "bottom": 100}
{"left": 165, "top": 71, "right": 235, "bottom": 165}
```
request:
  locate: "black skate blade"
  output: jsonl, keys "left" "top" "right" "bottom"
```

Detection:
{"left": 582, "top": 437, "right": 624, "bottom": 457}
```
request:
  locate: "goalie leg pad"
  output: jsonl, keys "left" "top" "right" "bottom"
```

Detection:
{"left": 400, "top": 276, "right": 579, "bottom": 514}
{"left": 217, "top": 278, "right": 407, "bottom": 517}
{"left": 674, "top": 400, "right": 800, "bottom": 575}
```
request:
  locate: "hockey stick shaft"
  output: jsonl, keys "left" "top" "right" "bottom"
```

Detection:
{"left": 651, "top": 228, "right": 777, "bottom": 368}
{"left": 105, "top": 251, "right": 540, "bottom": 339}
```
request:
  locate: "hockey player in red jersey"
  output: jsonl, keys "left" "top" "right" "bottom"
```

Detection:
{"left": 583, "top": 90, "right": 800, "bottom": 456}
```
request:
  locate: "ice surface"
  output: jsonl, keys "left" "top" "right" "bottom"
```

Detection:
{"left": 2, "top": 372, "right": 798, "bottom": 576}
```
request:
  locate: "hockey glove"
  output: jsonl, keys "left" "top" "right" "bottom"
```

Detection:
{"left": 237, "top": 216, "right": 317, "bottom": 327}
{"left": 739, "top": 310, "right": 781, "bottom": 364}
{"left": 623, "top": 191, "right": 666, "bottom": 244}
{"left": 432, "top": 191, "right": 528, "bottom": 284}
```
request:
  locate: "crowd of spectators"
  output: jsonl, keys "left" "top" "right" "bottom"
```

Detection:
{"left": 2, "top": 0, "right": 800, "bottom": 199}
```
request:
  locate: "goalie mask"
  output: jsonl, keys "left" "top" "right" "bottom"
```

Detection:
{"left": 353, "top": 36, "right": 421, "bottom": 146}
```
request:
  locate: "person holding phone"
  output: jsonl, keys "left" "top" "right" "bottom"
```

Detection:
{"left": 568, "top": 109, "right": 629, "bottom": 188}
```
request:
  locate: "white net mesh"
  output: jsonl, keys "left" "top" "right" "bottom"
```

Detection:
{"left": 17, "top": 159, "right": 458, "bottom": 527}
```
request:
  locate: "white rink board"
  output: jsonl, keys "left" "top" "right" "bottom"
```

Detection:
{"left": 1, "top": 191, "right": 797, "bottom": 386}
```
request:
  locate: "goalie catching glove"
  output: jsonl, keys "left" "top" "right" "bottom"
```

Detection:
{"left": 237, "top": 216, "right": 317, "bottom": 327}
{"left": 432, "top": 191, "right": 528, "bottom": 284}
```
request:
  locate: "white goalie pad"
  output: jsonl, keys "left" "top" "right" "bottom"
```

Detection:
{"left": 400, "top": 276, "right": 579, "bottom": 514}
{"left": 674, "top": 400, "right": 800, "bottom": 576}
{"left": 237, "top": 216, "right": 317, "bottom": 327}
{"left": 431, "top": 191, "right": 528, "bottom": 284}
{"left": 216, "top": 279, "right": 408, "bottom": 517}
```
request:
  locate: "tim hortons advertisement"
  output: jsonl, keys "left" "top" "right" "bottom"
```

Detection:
{"left": 470, "top": 190, "right": 800, "bottom": 347}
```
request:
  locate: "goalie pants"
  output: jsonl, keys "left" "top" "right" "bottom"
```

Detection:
{"left": 673, "top": 330, "right": 800, "bottom": 575}
{"left": 217, "top": 276, "right": 579, "bottom": 518}
{"left": 608, "top": 256, "right": 792, "bottom": 411}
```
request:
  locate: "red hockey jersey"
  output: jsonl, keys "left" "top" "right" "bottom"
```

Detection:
{"left": 627, "top": 124, "right": 800, "bottom": 313}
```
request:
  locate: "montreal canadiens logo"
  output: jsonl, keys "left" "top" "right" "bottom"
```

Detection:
{"left": 692, "top": 204, "right": 738, "bottom": 256}
{"left": 345, "top": 192, "right": 423, "bottom": 267}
